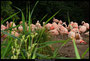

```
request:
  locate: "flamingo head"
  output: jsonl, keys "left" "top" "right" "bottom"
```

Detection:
{"left": 81, "top": 21, "right": 85, "bottom": 25}
{"left": 19, "top": 21, "right": 22, "bottom": 24}
{"left": 59, "top": 20, "right": 62, "bottom": 24}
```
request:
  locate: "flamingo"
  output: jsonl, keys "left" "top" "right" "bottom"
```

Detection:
{"left": 49, "top": 29, "right": 59, "bottom": 36}
{"left": 58, "top": 24, "right": 69, "bottom": 39}
{"left": 36, "top": 21, "right": 42, "bottom": 30}
{"left": 75, "top": 31, "right": 86, "bottom": 44}
{"left": 52, "top": 22, "right": 59, "bottom": 30}
{"left": 68, "top": 30, "right": 86, "bottom": 44}
{"left": 53, "top": 17, "right": 59, "bottom": 23}
{"left": 81, "top": 21, "right": 89, "bottom": 30}
{"left": 72, "top": 22, "right": 78, "bottom": 28}
{"left": 19, "top": 21, "right": 28, "bottom": 27}
{"left": 71, "top": 28, "right": 79, "bottom": 33}
{"left": 30, "top": 24, "right": 37, "bottom": 32}
{"left": 1, "top": 25, "right": 7, "bottom": 30}
{"left": 79, "top": 25, "right": 87, "bottom": 33}
{"left": 1, "top": 24, "right": 8, "bottom": 41}
{"left": 58, "top": 20, "right": 63, "bottom": 25}
{"left": 75, "top": 39, "right": 87, "bottom": 44}
{"left": 45, "top": 23, "right": 54, "bottom": 31}
{"left": 9, "top": 22, "right": 17, "bottom": 31}
{"left": 68, "top": 31, "right": 75, "bottom": 39}
{"left": 85, "top": 31, "right": 89, "bottom": 36}
{"left": 18, "top": 25, "right": 23, "bottom": 32}
{"left": 11, "top": 31, "right": 20, "bottom": 37}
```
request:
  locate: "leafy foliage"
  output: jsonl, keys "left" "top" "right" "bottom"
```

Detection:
{"left": 1, "top": 1, "right": 20, "bottom": 20}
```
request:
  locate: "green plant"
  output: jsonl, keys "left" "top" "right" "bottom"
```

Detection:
{"left": 1, "top": 1, "right": 20, "bottom": 20}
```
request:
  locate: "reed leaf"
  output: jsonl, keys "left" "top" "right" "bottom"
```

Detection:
{"left": 45, "top": 9, "right": 61, "bottom": 24}
{"left": 67, "top": 12, "right": 80, "bottom": 59}
{"left": 40, "top": 14, "right": 48, "bottom": 23}
{"left": 81, "top": 47, "right": 89, "bottom": 59}
{"left": 1, "top": 11, "right": 20, "bottom": 24}
{"left": 30, "top": 1, "right": 39, "bottom": 18}
{"left": 1, "top": 30, "right": 20, "bottom": 40}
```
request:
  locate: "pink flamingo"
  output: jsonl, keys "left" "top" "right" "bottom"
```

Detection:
{"left": 49, "top": 29, "right": 59, "bottom": 36}
{"left": 36, "top": 21, "right": 42, "bottom": 30}
{"left": 75, "top": 32, "right": 87, "bottom": 44}
{"left": 1, "top": 25, "right": 7, "bottom": 31}
{"left": 19, "top": 21, "right": 28, "bottom": 27}
{"left": 84, "top": 31, "right": 89, "bottom": 36}
{"left": 52, "top": 22, "right": 59, "bottom": 30}
{"left": 58, "top": 24, "right": 69, "bottom": 39}
{"left": 72, "top": 22, "right": 78, "bottom": 28}
{"left": 81, "top": 21, "right": 89, "bottom": 30}
{"left": 9, "top": 22, "right": 17, "bottom": 31}
{"left": 30, "top": 24, "right": 37, "bottom": 32}
{"left": 79, "top": 25, "right": 87, "bottom": 33}
{"left": 49, "top": 29, "right": 59, "bottom": 39}
{"left": 53, "top": 17, "right": 59, "bottom": 23}
{"left": 71, "top": 28, "right": 79, "bottom": 33}
{"left": 68, "top": 30, "right": 87, "bottom": 44}
{"left": 58, "top": 20, "right": 63, "bottom": 25}
{"left": 18, "top": 25, "right": 23, "bottom": 32}
{"left": 11, "top": 31, "right": 20, "bottom": 37}
{"left": 45, "top": 23, "right": 54, "bottom": 31}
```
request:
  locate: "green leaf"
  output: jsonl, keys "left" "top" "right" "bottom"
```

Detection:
{"left": 81, "top": 47, "right": 89, "bottom": 59}
{"left": 1, "top": 38, "right": 12, "bottom": 59}
{"left": 1, "top": 11, "right": 20, "bottom": 24}
{"left": 45, "top": 9, "right": 61, "bottom": 24}
{"left": 30, "top": 1, "right": 39, "bottom": 18}
{"left": 67, "top": 12, "right": 80, "bottom": 59}
{"left": 5, "top": 24, "right": 21, "bottom": 31}
{"left": 40, "top": 14, "right": 48, "bottom": 23}
{"left": 67, "top": 11, "right": 70, "bottom": 24}
{"left": 72, "top": 38, "right": 80, "bottom": 59}
{"left": 1, "top": 30, "right": 20, "bottom": 40}
{"left": 28, "top": 4, "right": 31, "bottom": 32}
{"left": 21, "top": 11, "right": 26, "bottom": 34}
{"left": 32, "top": 47, "right": 37, "bottom": 59}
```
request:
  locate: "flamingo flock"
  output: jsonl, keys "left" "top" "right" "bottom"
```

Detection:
{"left": 1, "top": 18, "right": 89, "bottom": 44}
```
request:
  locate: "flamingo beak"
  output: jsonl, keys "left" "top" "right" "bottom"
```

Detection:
{"left": 50, "top": 26, "right": 54, "bottom": 30}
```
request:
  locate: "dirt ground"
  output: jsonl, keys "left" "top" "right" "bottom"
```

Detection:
{"left": 51, "top": 33, "right": 89, "bottom": 59}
